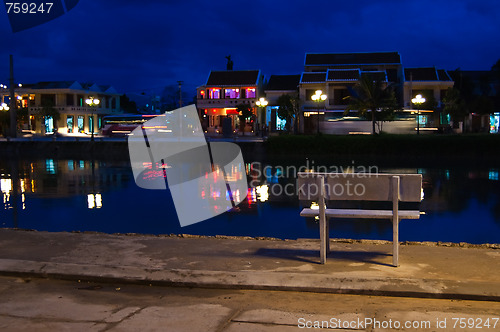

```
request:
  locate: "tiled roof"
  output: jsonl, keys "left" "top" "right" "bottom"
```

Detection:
{"left": 29, "top": 81, "right": 77, "bottom": 89}
{"left": 300, "top": 72, "right": 327, "bottom": 83}
{"left": 437, "top": 69, "right": 452, "bottom": 81}
{"left": 19, "top": 81, "right": 119, "bottom": 94}
{"left": 404, "top": 67, "right": 439, "bottom": 81}
{"left": 361, "top": 71, "right": 387, "bottom": 82}
{"left": 266, "top": 75, "right": 300, "bottom": 91}
{"left": 206, "top": 70, "right": 260, "bottom": 86}
{"left": 305, "top": 52, "right": 401, "bottom": 66}
{"left": 16, "top": 81, "right": 119, "bottom": 94}
{"left": 326, "top": 69, "right": 360, "bottom": 81}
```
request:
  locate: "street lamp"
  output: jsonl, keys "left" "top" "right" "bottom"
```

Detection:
{"left": 256, "top": 97, "right": 268, "bottom": 136}
{"left": 0, "top": 103, "right": 9, "bottom": 111}
{"left": 411, "top": 94, "right": 425, "bottom": 135}
{"left": 311, "top": 90, "right": 327, "bottom": 134}
{"left": 85, "top": 96, "right": 100, "bottom": 141}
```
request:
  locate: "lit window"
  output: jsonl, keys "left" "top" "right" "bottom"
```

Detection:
{"left": 247, "top": 88, "right": 256, "bottom": 99}
{"left": 209, "top": 89, "right": 220, "bottom": 99}
{"left": 224, "top": 89, "right": 240, "bottom": 99}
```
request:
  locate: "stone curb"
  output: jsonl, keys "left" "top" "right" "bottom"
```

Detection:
{"left": 0, "top": 259, "right": 498, "bottom": 302}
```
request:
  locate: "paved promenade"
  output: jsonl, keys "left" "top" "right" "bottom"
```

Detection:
{"left": 0, "top": 229, "right": 498, "bottom": 300}
{"left": 0, "top": 229, "right": 499, "bottom": 331}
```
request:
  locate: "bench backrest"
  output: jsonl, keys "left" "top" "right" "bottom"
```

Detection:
{"left": 297, "top": 172, "right": 422, "bottom": 202}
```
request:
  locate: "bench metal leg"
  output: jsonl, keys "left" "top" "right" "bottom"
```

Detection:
{"left": 326, "top": 218, "right": 330, "bottom": 253}
{"left": 318, "top": 176, "right": 327, "bottom": 264}
{"left": 392, "top": 176, "right": 400, "bottom": 267}
{"left": 319, "top": 214, "right": 327, "bottom": 264}
{"left": 393, "top": 218, "right": 399, "bottom": 267}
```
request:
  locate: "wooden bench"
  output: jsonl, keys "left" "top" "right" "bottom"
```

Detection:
{"left": 297, "top": 172, "right": 423, "bottom": 266}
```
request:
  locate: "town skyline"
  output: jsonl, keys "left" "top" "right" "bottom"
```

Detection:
{"left": 1, "top": 0, "right": 500, "bottom": 96}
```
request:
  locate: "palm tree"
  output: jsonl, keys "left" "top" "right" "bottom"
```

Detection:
{"left": 276, "top": 93, "right": 300, "bottom": 133}
{"left": 442, "top": 87, "right": 468, "bottom": 129}
{"left": 35, "top": 102, "right": 60, "bottom": 134}
{"left": 236, "top": 103, "right": 253, "bottom": 132}
{"left": 345, "top": 76, "right": 398, "bottom": 135}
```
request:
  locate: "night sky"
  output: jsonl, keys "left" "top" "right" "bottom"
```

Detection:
{"left": 1, "top": 0, "right": 500, "bottom": 99}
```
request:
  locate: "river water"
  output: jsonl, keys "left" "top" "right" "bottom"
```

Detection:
{"left": 1, "top": 158, "right": 499, "bottom": 244}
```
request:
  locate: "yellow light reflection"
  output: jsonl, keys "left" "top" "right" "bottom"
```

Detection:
{"left": 87, "top": 193, "right": 103, "bottom": 209}
{"left": 255, "top": 185, "right": 269, "bottom": 202}
{"left": 87, "top": 194, "right": 95, "bottom": 209}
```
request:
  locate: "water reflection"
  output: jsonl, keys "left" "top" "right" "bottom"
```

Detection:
{"left": 0, "top": 158, "right": 499, "bottom": 244}
{"left": 0, "top": 159, "right": 131, "bottom": 212}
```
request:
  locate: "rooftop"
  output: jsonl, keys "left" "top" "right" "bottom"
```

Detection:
{"left": 19, "top": 81, "right": 119, "bottom": 94}
{"left": 404, "top": 67, "right": 452, "bottom": 82}
{"left": 266, "top": 75, "right": 300, "bottom": 91}
{"left": 206, "top": 70, "right": 260, "bottom": 87}
{"left": 305, "top": 52, "right": 401, "bottom": 66}
{"left": 326, "top": 69, "right": 360, "bottom": 81}
{"left": 300, "top": 72, "right": 327, "bottom": 84}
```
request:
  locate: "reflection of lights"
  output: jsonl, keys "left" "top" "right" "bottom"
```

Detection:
{"left": 1, "top": 178, "right": 12, "bottom": 193}
{"left": 489, "top": 169, "right": 499, "bottom": 181}
{"left": 255, "top": 185, "right": 269, "bottom": 202}
{"left": 421, "top": 188, "right": 425, "bottom": 201}
{"left": 87, "top": 193, "right": 102, "bottom": 209}
{"left": 1, "top": 178, "right": 12, "bottom": 208}
{"left": 233, "top": 189, "right": 240, "bottom": 203}
{"left": 310, "top": 202, "right": 320, "bottom": 221}
{"left": 247, "top": 188, "right": 256, "bottom": 205}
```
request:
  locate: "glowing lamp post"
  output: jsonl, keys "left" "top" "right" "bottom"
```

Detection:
{"left": 256, "top": 97, "right": 268, "bottom": 136}
{"left": 85, "top": 96, "right": 100, "bottom": 141}
{"left": 311, "top": 90, "right": 327, "bottom": 134}
{"left": 411, "top": 94, "right": 425, "bottom": 135}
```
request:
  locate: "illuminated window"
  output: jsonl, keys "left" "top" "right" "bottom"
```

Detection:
{"left": 77, "top": 116, "right": 84, "bottom": 133}
{"left": 209, "top": 88, "right": 220, "bottom": 99}
{"left": 224, "top": 88, "right": 240, "bottom": 99}
{"left": 67, "top": 116, "right": 74, "bottom": 133}
{"left": 44, "top": 116, "right": 54, "bottom": 133}
{"left": 199, "top": 90, "right": 205, "bottom": 99}
{"left": 246, "top": 88, "right": 256, "bottom": 99}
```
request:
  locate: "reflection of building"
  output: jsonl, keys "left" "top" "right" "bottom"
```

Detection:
{"left": 196, "top": 70, "right": 264, "bottom": 134}
{"left": 0, "top": 81, "right": 121, "bottom": 135}
{"left": 0, "top": 160, "right": 131, "bottom": 211}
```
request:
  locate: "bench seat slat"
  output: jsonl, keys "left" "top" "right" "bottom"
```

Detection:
{"left": 300, "top": 208, "right": 421, "bottom": 220}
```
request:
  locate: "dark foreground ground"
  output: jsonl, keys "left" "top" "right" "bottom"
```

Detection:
{"left": 0, "top": 229, "right": 499, "bottom": 331}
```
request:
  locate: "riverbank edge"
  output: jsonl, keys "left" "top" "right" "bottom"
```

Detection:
{"left": 3, "top": 228, "right": 500, "bottom": 248}
{"left": 2, "top": 135, "right": 500, "bottom": 165}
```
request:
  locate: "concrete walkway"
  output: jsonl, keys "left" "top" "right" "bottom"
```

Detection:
{"left": 0, "top": 229, "right": 498, "bottom": 301}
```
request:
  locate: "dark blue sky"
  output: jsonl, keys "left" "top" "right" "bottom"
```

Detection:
{"left": 1, "top": 0, "right": 500, "bottom": 97}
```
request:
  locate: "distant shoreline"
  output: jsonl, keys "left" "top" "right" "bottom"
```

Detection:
{"left": 1, "top": 134, "right": 500, "bottom": 166}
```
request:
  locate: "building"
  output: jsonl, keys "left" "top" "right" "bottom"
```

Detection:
{"left": 403, "top": 67, "right": 454, "bottom": 131}
{"left": 264, "top": 74, "right": 300, "bottom": 132}
{"left": 298, "top": 52, "right": 402, "bottom": 133}
{"left": 450, "top": 70, "right": 500, "bottom": 133}
{"left": 296, "top": 52, "right": 454, "bottom": 134}
{"left": 0, "top": 81, "right": 121, "bottom": 135}
{"left": 196, "top": 70, "right": 263, "bottom": 134}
